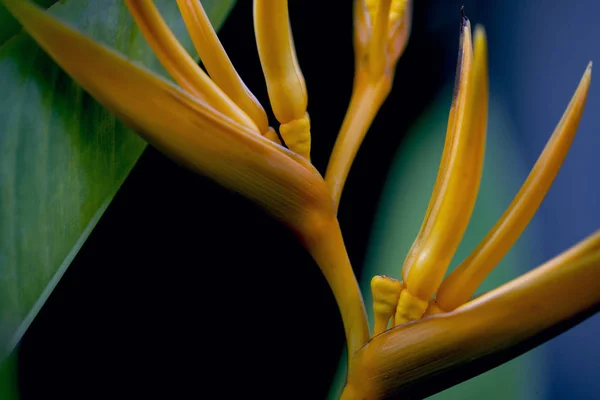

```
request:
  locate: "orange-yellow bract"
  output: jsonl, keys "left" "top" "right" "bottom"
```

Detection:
{"left": 4, "top": 0, "right": 599, "bottom": 399}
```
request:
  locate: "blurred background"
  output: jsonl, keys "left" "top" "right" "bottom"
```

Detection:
{"left": 8, "top": 0, "right": 599, "bottom": 399}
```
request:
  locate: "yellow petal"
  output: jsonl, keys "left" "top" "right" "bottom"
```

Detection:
{"left": 343, "top": 231, "right": 600, "bottom": 399}
{"left": 253, "top": 0, "right": 311, "bottom": 159}
{"left": 124, "top": 0, "right": 259, "bottom": 133}
{"left": 435, "top": 62, "right": 592, "bottom": 312}
{"left": 2, "top": 0, "right": 327, "bottom": 232}
{"left": 175, "top": 0, "right": 271, "bottom": 135}
{"left": 396, "top": 22, "right": 488, "bottom": 324}
{"left": 399, "top": 17, "right": 473, "bottom": 280}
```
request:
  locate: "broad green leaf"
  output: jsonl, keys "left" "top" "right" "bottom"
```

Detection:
{"left": 0, "top": 0, "right": 236, "bottom": 362}
{"left": 329, "top": 90, "right": 545, "bottom": 399}
{"left": 0, "top": 350, "right": 18, "bottom": 400}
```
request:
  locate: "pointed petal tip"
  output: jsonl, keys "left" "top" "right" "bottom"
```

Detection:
{"left": 473, "top": 24, "right": 487, "bottom": 38}
{"left": 460, "top": 6, "right": 469, "bottom": 26}
{"left": 580, "top": 62, "right": 592, "bottom": 84}
{"left": 585, "top": 61, "right": 593, "bottom": 78}
{"left": 577, "top": 62, "right": 592, "bottom": 97}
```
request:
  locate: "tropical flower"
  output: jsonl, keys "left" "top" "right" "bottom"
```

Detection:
{"left": 3, "top": 0, "right": 598, "bottom": 399}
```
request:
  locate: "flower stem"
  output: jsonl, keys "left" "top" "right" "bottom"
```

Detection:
{"left": 325, "top": 75, "right": 392, "bottom": 212}
{"left": 301, "top": 216, "right": 369, "bottom": 356}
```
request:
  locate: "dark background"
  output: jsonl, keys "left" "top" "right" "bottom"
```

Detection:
{"left": 14, "top": 1, "right": 600, "bottom": 399}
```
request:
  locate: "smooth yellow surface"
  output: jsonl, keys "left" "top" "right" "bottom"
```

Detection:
{"left": 176, "top": 0, "right": 271, "bottom": 135}
{"left": 436, "top": 62, "right": 592, "bottom": 312}
{"left": 396, "top": 24, "right": 488, "bottom": 325}
{"left": 124, "top": 0, "right": 258, "bottom": 133}
{"left": 403, "top": 24, "right": 474, "bottom": 271}
{"left": 401, "top": 20, "right": 476, "bottom": 284}
{"left": 253, "top": 0, "right": 311, "bottom": 159}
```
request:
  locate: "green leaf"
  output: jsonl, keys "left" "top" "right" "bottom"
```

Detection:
{"left": 0, "top": 0, "right": 236, "bottom": 362}
{"left": 329, "top": 89, "right": 545, "bottom": 399}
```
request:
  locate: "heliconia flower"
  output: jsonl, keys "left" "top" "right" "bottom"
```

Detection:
{"left": 358, "top": 10, "right": 598, "bottom": 400}
{"left": 369, "top": 12, "right": 593, "bottom": 328}
{"left": 4, "top": 1, "right": 599, "bottom": 399}
{"left": 349, "top": 228, "right": 600, "bottom": 399}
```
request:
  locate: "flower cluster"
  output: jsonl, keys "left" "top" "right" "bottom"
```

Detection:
{"left": 4, "top": 0, "right": 598, "bottom": 398}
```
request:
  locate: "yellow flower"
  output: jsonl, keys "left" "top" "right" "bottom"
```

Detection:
{"left": 4, "top": 1, "right": 599, "bottom": 399}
